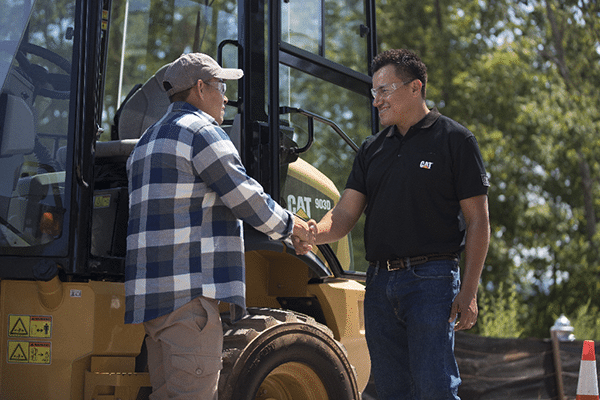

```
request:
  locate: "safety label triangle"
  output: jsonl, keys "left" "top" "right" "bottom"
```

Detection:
{"left": 8, "top": 342, "right": 28, "bottom": 363}
{"left": 8, "top": 316, "right": 29, "bottom": 337}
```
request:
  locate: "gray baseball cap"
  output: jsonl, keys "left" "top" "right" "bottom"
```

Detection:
{"left": 162, "top": 53, "right": 243, "bottom": 96}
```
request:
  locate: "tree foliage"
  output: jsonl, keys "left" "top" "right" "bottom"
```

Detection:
{"left": 376, "top": 0, "right": 600, "bottom": 338}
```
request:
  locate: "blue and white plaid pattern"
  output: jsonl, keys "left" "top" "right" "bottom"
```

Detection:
{"left": 125, "top": 102, "right": 293, "bottom": 324}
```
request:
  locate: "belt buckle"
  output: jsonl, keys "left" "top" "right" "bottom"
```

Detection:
{"left": 386, "top": 259, "right": 404, "bottom": 271}
{"left": 386, "top": 260, "right": 393, "bottom": 270}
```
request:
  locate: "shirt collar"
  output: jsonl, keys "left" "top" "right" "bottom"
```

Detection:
{"left": 386, "top": 108, "right": 441, "bottom": 138}
{"left": 171, "top": 101, "right": 219, "bottom": 126}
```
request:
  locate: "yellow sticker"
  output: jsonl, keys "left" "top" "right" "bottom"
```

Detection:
{"left": 8, "top": 315, "right": 52, "bottom": 338}
{"left": 7, "top": 341, "right": 29, "bottom": 363}
{"left": 7, "top": 341, "right": 52, "bottom": 364}
{"left": 30, "top": 316, "right": 52, "bottom": 338}
{"left": 29, "top": 342, "right": 51, "bottom": 364}
{"left": 8, "top": 315, "right": 30, "bottom": 337}
{"left": 94, "top": 194, "right": 111, "bottom": 208}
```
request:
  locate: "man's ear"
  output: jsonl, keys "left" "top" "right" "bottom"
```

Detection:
{"left": 185, "top": 80, "right": 204, "bottom": 108}
{"left": 193, "top": 80, "right": 207, "bottom": 103}
{"left": 411, "top": 79, "right": 422, "bottom": 96}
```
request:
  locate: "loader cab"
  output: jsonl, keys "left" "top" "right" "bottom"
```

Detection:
{"left": 0, "top": 0, "right": 378, "bottom": 281}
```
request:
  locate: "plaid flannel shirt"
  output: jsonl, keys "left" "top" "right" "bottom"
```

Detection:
{"left": 124, "top": 102, "right": 293, "bottom": 324}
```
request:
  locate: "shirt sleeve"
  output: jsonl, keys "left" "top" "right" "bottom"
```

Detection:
{"left": 454, "top": 135, "right": 490, "bottom": 200}
{"left": 345, "top": 139, "right": 370, "bottom": 195}
{"left": 191, "top": 124, "right": 293, "bottom": 240}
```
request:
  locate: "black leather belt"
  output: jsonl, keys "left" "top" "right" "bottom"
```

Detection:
{"left": 369, "top": 253, "right": 459, "bottom": 271}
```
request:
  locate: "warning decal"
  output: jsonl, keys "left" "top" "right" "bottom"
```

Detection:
{"left": 8, "top": 315, "right": 52, "bottom": 338}
{"left": 7, "top": 341, "right": 51, "bottom": 365}
{"left": 6, "top": 315, "right": 53, "bottom": 365}
{"left": 30, "top": 316, "right": 52, "bottom": 338}
{"left": 7, "top": 341, "right": 28, "bottom": 363}
{"left": 8, "top": 315, "right": 30, "bottom": 337}
{"left": 29, "top": 342, "right": 51, "bottom": 364}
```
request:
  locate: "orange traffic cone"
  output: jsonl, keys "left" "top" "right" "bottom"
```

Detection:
{"left": 577, "top": 340, "right": 599, "bottom": 400}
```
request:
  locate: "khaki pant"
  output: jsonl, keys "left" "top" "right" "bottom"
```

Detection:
{"left": 143, "top": 297, "right": 223, "bottom": 400}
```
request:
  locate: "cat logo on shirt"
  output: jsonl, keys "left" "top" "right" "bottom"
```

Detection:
{"left": 420, "top": 161, "right": 434, "bottom": 169}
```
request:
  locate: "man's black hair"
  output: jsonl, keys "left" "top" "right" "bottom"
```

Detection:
{"left": 372, "top": 49, "right": 428, "bottom": 98}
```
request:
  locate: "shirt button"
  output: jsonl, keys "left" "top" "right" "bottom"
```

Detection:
{"left": 195, "top": 368, "right": 203, "bottom": 375}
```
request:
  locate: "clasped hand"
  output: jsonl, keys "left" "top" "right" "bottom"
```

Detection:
{"left": 291, "top": 217, "right": 318, "bottom": 255}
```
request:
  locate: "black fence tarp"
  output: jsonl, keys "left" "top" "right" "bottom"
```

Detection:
{"left": 362, "top": 332, "right": 600, "bottom": 400}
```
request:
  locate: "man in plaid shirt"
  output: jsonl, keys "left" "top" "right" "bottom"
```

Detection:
{"left": 125, "top": 53, "right": 315, "bottom": 399}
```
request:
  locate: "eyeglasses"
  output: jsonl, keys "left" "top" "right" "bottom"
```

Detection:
{"left": 371, "top": 80, "right": 413, "bottom": 99}
{"left": 205, "top": 80, "right": 227, "bottom": 96}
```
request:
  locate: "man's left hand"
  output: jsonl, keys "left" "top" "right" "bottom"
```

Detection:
{"left": 449, "top": 291, "right": 478, "bottom": 331}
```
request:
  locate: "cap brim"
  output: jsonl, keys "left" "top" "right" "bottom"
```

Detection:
{"left": 215, "top": 68, "right": 244, "bottom": 80}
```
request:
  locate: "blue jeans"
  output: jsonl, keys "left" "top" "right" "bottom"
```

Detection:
{"left": 364, "top": 260, "right": 461, "bottom": 400}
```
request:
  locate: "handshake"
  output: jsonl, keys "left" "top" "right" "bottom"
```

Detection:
{"left": 291, "top": 216, "right": 318, "bottom": 255}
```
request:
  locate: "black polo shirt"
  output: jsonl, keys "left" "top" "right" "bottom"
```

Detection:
{"left": 346, "top": 109, "right": 489, "bottom": 262}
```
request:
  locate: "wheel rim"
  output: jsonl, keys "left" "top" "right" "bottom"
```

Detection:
{"left": 254, "top": 362, "right": 329, "bottom": 400}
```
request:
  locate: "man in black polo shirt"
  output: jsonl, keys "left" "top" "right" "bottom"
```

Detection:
{"left": 310, "top": 49, "right": 490, "bottom": 399}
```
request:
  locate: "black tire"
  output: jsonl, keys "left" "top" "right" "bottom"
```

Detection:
{"left": 219, "top": 308, "right": 359, "bottom": 400}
